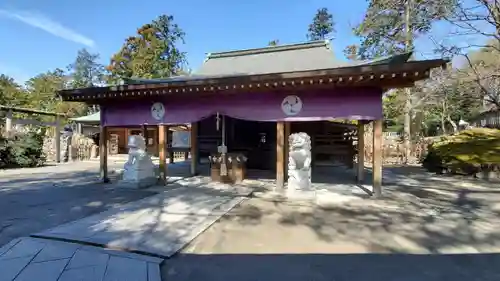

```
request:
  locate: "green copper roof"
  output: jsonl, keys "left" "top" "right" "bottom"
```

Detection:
{"left": 123, "top": 41, "right": 414, "bottom": 85}
{"left": 71, "top": 112, "right": 100, "bottom": 123}
{"left": 195, "top": 40, "right": 413, "bottom": 76}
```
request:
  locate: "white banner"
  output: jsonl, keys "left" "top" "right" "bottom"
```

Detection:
{"left": 171, "top": 131, "right": 190, "bottom": 148}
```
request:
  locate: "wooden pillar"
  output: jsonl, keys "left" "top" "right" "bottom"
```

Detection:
{"left": 142, "top": 124, "right": 148, "bottom": 152}
{"left": 158, "top": 124, "right": 168, "bottom": 184}
{"left": 100, "top": 124, "right": 109, "bottom": 183}
{"left": 284, "top": 122, "right": 291, "bottom": 181}
{"left": 168, "top": 131, "right": 174, "bottom": 163}
{"left": 55, "top": 116, "right": 61, "bottom": 163}
{"left": 190, "top": 122, "right": 198, "bottom": 176}
{"left": 276, "top": 121, "right": 285, "bottom": 190}
{"left": 5, "top": 109, "right": 12, "bottom": 135}
{"left": 357, "top": 121, "right": 365, "bottom": 182}
{"left": 372, "top": 119, "right": 383, "bottom": 197}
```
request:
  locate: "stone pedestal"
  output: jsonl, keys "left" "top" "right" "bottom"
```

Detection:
{"left": 120, "top": 135, "right": 157, "bottom": 189}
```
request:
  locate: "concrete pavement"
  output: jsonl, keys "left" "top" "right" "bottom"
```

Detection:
{"left": 0, "top": 161, "right": 253, "bottom": 280}
{"left": 34, "top": 182, "right": 252, "bottom": 258}
{"left": 0, "top": 237, "right": 162, "bottom": 281}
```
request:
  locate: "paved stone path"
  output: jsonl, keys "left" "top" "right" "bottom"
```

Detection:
{"left": 0, "top": 162, "right": 156, "bottom": 247}
{"left": 34, "top": 182, "right": 252, "bottom": 258}
{"left": 1, "top": 161, "right": 253, "bottom": 280}
{"left": 0, "top": 237, "right": 162, "bottom": 281}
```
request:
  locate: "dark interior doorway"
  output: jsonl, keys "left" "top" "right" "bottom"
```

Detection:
{"left": 197, "top": 115, "right": 276, "bottom": 170}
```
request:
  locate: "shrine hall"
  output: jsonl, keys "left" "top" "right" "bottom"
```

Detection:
{"left": 58, "top": 40, "right": 447, "bottom": 197}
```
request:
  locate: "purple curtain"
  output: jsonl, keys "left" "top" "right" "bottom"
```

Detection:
{"left": 102, "top": 88, "right": 383, "bottom": 126}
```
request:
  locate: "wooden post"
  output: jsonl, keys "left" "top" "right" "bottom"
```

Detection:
{"left": 5, "top": 109, "right": 12, "bottom": 135}
{"left": 142, "top": 124, "right": 148, "bottom": 152}
{"left": 55, "top": 116, "right": 61, "bottom": 163}
{"left": 276, "top": 121, "right": 285, "bottom": 190}
{"left": 158, "top": 124, "right": 168, "bottom": 184}
{"left": 357, "top": 121, "right": 365, "bottom": 182}
{"left": 168, "top": 130, "right": 174, "bottom": 164}
{"left": 372, "top": 119, "right": 383, "bottom": 197}
{"left": 190, "top": 122, "right": 198, "bottom": 176}
{"left": 100, "top": 124, "right": 109, "bottom": 183}
{"left": 284, "top": 122, "right": 291, "bottom": 181}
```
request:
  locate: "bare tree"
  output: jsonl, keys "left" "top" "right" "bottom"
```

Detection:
{"left": 435, "top": 0, "right": 500, "bottom": 109}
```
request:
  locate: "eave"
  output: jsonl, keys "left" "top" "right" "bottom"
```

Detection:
{"left": 58, "top": 58, "right": 448, "bottom": 102}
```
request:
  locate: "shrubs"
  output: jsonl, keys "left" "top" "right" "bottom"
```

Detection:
{"left": 422, "top": 128, "right": 500, "bottom": 176}
{"left": 0, "top": 131, "right": 47, "bottom": 169}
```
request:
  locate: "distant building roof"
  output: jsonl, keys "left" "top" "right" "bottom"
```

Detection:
{"left": 71, "top": 112, "right": 100, "bottom": 123}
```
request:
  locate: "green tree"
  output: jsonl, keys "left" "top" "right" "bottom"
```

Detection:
{"left": 268, "top": 40, "right": 280, "bottom": 46}
{"left": 383, "top": 89, "right": 404, "bottom": 130}
{"left": 0, "top": 74, "right": 28, "bottom": 107}
{"left": 353, "top": 0, "right": 456, "bottom": 162}
{"left": 107, "top": 14, "right": 186, "bottom": 83}
{"left": 353, "top": 0, "right": 456, "bottom": 59}
{"left": 307, "top": 8, "right": 335, "bottom": 41}
{"left": 25, "top": 69, "right": 85, "bottom": 117}
{"left": 67, "top": 48, "right": 105, "bottom": 114}
{"left": 343, "top": 44, "right": 360, "bottom": 60}
{"left": 67, "top": 48, "right": 105, "bottom": 88}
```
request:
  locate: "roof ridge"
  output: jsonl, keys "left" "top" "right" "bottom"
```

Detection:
{"left": 206, "top": 40, "right": 331, "bottom": 59}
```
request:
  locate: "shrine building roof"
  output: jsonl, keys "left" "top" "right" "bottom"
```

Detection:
{"left": 58, "top": 40, "right": 448, "bottom": 102}
{"left": 195, "top": 40, "right": 412, "bottom": 76}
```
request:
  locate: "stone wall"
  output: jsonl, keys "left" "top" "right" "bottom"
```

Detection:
{"left": 43, "top": 132, "right": 98, "bottom": 162}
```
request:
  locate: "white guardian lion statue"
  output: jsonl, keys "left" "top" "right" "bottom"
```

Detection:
{"left": 121, "top": 135, "right": 156, "bottom": 188}
{"left": 287, "top": 132, "right": 312, "bottom": 193}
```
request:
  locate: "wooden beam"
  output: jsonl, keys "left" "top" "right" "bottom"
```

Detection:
{"left": 372, "top": 119, "right": 383, "bottom": 197}
{"left": 12, "top": 118, "right": 58, "bottom": 126}
{"left": 158, "top": 124, "right": 168, "bottom": 184}
{"left": 0, "top": 105, "right": 66, "bottom": 117}
{"left": 100, "top": 124, "right": 109, "bottom": 183}
{"left": 276, "top": 121, "right": 285, "bottom": 190}
{"left": 55, "top": 116, "right": 61, "bottom": 163}
{"left": 190, "top": 122, "right": 199, "bottom": 176}
{"left": 357, "top": 121, "right": 365, "bottom": 183}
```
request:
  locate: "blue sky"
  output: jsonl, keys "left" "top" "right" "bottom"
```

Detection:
{"left": 0, "top": 0, "right": 463, "bottom": 83}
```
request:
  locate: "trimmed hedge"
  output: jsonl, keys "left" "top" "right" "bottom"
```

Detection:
{"left": 0, "top": 131, "right": 47, "bottom": 168}
{"left": 422, "top": 128, "right": 500, "bottom": 176}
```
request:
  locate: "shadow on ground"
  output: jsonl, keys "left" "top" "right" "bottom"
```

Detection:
{"left": 179, "top": 165, "right": 500, "bottom": 257}
{"left": 164, "top": 252, "right": 500, "bottom": 281}
{"left": 0, "top": 164, "right": 157, "bottom": 247}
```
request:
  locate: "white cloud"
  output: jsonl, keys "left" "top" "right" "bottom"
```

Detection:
{"left": 0, "top": 9, "right": 95, "bottom": 47}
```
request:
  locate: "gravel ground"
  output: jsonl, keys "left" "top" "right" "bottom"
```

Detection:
{"left": 163, "top": 166, "right": 500, "bottom": 281}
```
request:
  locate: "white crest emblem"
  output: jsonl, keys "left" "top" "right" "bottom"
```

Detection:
{"left": 281, "top": 95, "right": 303, "bottom": 116}
{"left": 151, "top": 102, "right": 165, "bottom": 120}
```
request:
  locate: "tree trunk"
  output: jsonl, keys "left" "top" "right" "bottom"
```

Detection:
{"left": 403, "top": 0, "right": 413, "bottom": 165}
{"left": 441, "top": 115, "right": 447, "bottom": 135}
{"left": 447, "top": 115, "right": 458, "bottom": 133}
{"left": 403, "top": 89, "right": 411, "bottom": 164}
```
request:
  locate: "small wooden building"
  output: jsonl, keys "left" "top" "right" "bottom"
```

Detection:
{"left": 71, "top": 111, "right": 189, "bottom": 156}
{"left": 470, "top": 109, "right": 500, "bottom": 129}
{"left": 58, "top": 40, "right": 447, "bottom": 197}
